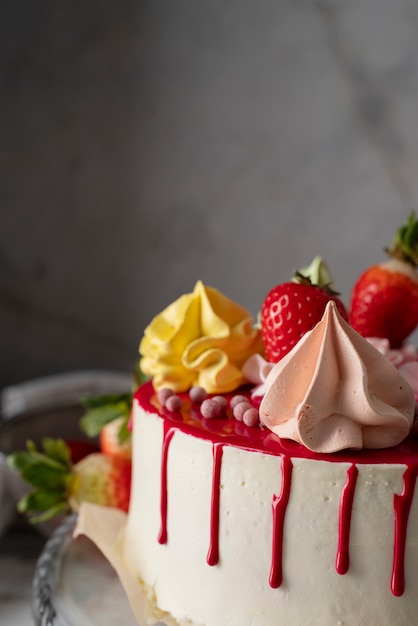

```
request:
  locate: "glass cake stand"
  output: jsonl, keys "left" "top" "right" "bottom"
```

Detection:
{"left": 32, "top": 514, "right": 167, "bottom": 626}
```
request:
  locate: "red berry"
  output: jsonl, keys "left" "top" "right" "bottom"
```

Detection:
{"left": 70, "top": 453, "right": 132, "bottom": 512}
{"left": 99, "top": 417, "right": 132, "bottom": 461}
{"left": 261, "top": 282, "right": 347, "bottom": 362}
{"left": 349, "top": 213, "right": 418, "bottom": 347}
{"left": 7, "top": 439, "right": 132, "bottom": 523}
{"left": 349, "top": 259, "right": 418, "bottom": 347}
{"left": 66, "top": 439, "right": 100, "bottom": 464}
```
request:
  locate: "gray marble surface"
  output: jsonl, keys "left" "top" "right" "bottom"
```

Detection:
{"left": 3, "top": 0, "right": 418, "bottom": 392}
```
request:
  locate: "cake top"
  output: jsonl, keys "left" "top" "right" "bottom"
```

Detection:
{"left": 135, "top": 380, "right": 418, "bottom": 466}
{"left": 139, "top": 282, "right": 417, "bottom": 454}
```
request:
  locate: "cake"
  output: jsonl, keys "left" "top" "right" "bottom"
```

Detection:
{"left": 116, "top": 274, "right": 418, "bottom": 626}
{"left": 72, "top": 215, "right": 418, "bottom": 626}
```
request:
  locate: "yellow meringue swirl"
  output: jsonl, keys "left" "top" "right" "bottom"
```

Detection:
{"left": 139, "top": 281, "right": 264, "bottom": 393}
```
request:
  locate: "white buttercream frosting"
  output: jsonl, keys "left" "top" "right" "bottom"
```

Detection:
{"left": 259, "top": 301, "right": 415, "bottom": 452}
{"left": 121, "top": 393, "right": 418, "bottom": 626}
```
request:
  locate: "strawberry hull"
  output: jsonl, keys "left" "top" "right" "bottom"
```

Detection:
{"left": 70, "top": 453, "right": 132, "bottom": 513}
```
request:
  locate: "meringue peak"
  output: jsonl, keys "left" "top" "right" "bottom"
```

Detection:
{"left": 259, "top": 301, "right": 415, "bottom": 453}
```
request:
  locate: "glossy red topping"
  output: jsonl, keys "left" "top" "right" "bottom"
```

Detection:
{"left": 135, "top": 382, "right": 418, "bottom": 596}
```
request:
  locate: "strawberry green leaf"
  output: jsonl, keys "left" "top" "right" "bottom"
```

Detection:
{"left": 26, "top": 501, "right": 71, "bottom": 524}
{"left": 389, "top": 211, "right": 418, "bottom": 266}
{"left": 81, "top": 393, "right": 132, "bottom": 410}
{"left": 79, "top": 403, "right": 131, "bottom": 438}
{"left": 24, "top": 440, "right": 70, "bottom": 471}
{"left": 7, "top": 450, "right": 68, "bottom": 483}
{"left": 18, "top": 489, "right": 65, "bottom": 515}
{"left": 7, "top": 451, "right": 35, "bottom": 474}
{"left": 7, "top": 438, "right": 73, "bottom": 520}
{"left": 18, "top": 497, "right": 71, "bottom": 524}
{"left": 19, "top": 463, "right": 70, "bottom": 491}
{"left": 117, "top": 415, "right": 131, "bottom": 445}
{"left": 79, "top": 393, "right": 132, "bottom": 438}
{"left": 42, "top": 437, "right": 72, "bottom": 466}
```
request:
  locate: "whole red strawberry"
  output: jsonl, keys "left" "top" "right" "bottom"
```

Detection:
{"left": 349, "top": 213, "right": 418, "bottom": 347}
{"left": 7, "top": 438, "right": 132, "bottom": 523}
{"left": 261, "top": 257, "right": 348, "bottom": 362}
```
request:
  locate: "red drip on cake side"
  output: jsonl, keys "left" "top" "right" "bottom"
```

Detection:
{"left": 270, "top": 455, "right": 293, "bottom": 588}
{"left": 207, "top": 442, "right": 223, "bottom": 566}
{"left": 158, "top": 423, "right": 175, "bottom": 545}
{"left": 392, "top": 466, "right": 418, "bottom": 596}
{"left": 336, "top": 464, "right": 359, "bottom": 575}
{"left": 135, "top": 382, "right": 418, "bottom": 596}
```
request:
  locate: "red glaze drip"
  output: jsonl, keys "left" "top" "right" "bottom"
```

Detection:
{"left": 136, "top": 383, "right": 418, "bottom": 596}
{"left": 207, "top": 442, "right": 224, "bottom": 566}
{"left": 336, "top": 464, "right": 359, "bottom": 575}
{"left": 392, "top": 466, "right": 418, "bottom": 596}
{"left": 269, "top": 455, "right": 293, "bottom": 588}
{"left": 158, "top": 423, "right": 176, "bottom": 544}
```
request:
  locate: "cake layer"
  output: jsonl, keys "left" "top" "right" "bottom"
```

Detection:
{"left": 122, "top": 383, "right": 418, "bottom": 626}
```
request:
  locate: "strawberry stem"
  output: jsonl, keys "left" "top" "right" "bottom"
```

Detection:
{"left": 293, "top": 256, "right": 340, "bottom": 295}
{"left": 387, "top": 211, "right": 418, "bottom": 267}
{"left": 7, "top": 438, "right": 73, "bottom": 523}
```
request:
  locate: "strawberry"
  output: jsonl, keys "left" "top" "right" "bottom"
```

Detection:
{"left": 79, "top": 392, "right": 132, "bottom": 459}
{"left": 100, "top": 416, "right": 132, "bottom": 461}
{"left": 261, "top": 257, "right": 348, "bottom": 362}
{"left": 65, "top": 439, "right": 100, "bottom": 464}
{"left": 69, "top": 452, "right": 131, "bottom": 512}
{"left": 349, "top": 213, "right": 418, "bottom": 347}
{"left": 7, "top": 438, "right": 131, "bottom": 523}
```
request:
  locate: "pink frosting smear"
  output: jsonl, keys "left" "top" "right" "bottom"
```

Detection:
{"left": 259, "top": 301, "right": 415, "bottom": 453}
{"left": 366, "top": 337, "right": 418, "bottom": 400}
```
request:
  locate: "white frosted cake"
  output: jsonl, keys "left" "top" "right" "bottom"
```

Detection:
{"left": 118, "top": 278, "right": 418, "bottom": 626}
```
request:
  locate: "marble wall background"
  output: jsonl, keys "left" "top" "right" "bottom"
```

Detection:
{"left": 2, "top": 0, "right": 418, "bottom": 391}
